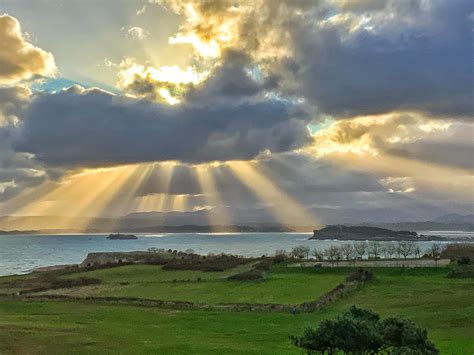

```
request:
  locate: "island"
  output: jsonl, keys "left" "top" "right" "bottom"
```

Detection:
{"left": 310, "top": 225, "right": 442, "bottom": 241}
{"left": 106, "top": 233, "right": 138, "bottom": 240}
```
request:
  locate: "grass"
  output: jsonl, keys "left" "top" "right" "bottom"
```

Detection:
{"left": 0, "top": 265, "right": 473, "bottom": 354}
{"left": 330, "top": 267, "right": 474, "bottom": 354}
{"left": 0, "top": 301, "right": 333, "bottom": 354}
{"left": 39, "top": 264, "right": 345, "bottom": 305}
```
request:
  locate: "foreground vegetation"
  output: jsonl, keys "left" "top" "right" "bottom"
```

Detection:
{"left": 292, "top": 306, "right": 438, "bottom": 354}
{"left": 0, "top": 251, "right": 473, "bottom": 354}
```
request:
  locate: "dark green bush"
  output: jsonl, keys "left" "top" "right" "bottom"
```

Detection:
{"left": 254, "top": 257, "right": 274, "bottom": 271}
{"left": 227, "top": 269, "right": 263, "bottom": 281}
{"left": 346, "top": 268, "right": 374, "bottom": 282}
{"left": 162, "top": 255, "right": 252, "bottom": 272}
{"left": 292, "top": 306, "right": 438, "bottom": 354}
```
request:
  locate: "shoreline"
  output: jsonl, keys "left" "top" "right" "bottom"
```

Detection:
{"left": 2, "top": 233, "right": 473, "bottom": 277}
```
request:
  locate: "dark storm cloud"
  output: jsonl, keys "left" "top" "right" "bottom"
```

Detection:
{"left": 186, "top": 50, "right": 280, "bottom": 102}
{"left": 0, "top": 86, "right": 48, "bottom": 201}
{"left": 290, "top": 0, "right": 473, "bottom": 118}
{"left": 160, "top": 0, "right": 473, "bottom": 119}
{"left": 14, "top": 86, "right": 311, "bottom": 167}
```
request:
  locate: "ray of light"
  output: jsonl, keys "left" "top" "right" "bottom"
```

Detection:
{"left": 0, "top": 181, "right": 59, "bottom": 217}
{"left": 16, "top": 165, "right": 143, "bottom": 230}
{"left": 109, "top": 163, "right": 158, "bottom": 216}
{"left": 131, "top": 162, "right": 178, "bottom": 218}
{"left": 195, "top": 164, "right": 233, "bottom": 229}
{"left": 1, "top": 164, "right": 158, "bottom": 231}
{"left": 320, "top": 151, "right": 474, "bottom": 202}
{"left": 228, "top": 161, "right": 319, "bottom": 227}
{"left": 77, "top": 164, "right": 153, "bottom": 231}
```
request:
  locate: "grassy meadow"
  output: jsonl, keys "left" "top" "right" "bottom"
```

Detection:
{"left": 37, "top": 264, "right": 346, "bottom": 304}
{"left": 0, "top": 264, "right": 473, "bottom": 354}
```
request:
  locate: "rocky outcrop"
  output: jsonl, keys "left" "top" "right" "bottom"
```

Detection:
{"left": 81, "top": 252, "right": 163, "bottom": 268}
{"left": 106, "top": 233, "right": 137, "bottom": 240}
{"left": 310, "top": 225, "right": 441, "bottom": 241}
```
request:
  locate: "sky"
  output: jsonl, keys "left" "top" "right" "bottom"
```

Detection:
{"left": 0, "top": 0, "right": 472, "bottom": 228}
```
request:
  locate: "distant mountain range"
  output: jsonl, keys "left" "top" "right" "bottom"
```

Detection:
{"left": 0, "top": 210, "right": 472, "bottom": 234}
{"left": 433, "top": 213, "right": 474, "bottom": 224}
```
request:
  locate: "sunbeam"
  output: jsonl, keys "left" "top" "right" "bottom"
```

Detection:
{"left": 229, "top": 161, "right": 320, "bottom": 227}
{"left": 195, "top": 164, "right": 233, "bottom": 229}
{"left": 318, "top": 151, "right": 474, "bottom": 203}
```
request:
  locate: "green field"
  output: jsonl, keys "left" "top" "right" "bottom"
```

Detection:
{"left": 0, "top": 265, "right": 473, "bottom": 354}
{"left": 38, "top": 265, "right": 345, "bottom": 304}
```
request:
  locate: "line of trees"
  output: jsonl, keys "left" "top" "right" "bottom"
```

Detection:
{"left": 286, "top": 242, "right": 445, "bottom": 263}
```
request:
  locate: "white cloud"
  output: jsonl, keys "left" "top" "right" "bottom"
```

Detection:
{"left": 122, "top": 26, "right": 149, "bottom": 40}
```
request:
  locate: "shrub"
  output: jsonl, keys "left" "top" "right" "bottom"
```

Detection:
{"left": 162, "top": 254, "right": 252, "bottom": 272}
{"left": 346, "top": 268, "right": 374, "bottom": 282}
{"left": 254, "top": 257, "right": 274, "bottom": 270}
{"left": 227, "top": 269, "right": 263, "bottom": 281}
{"left": 273, "top": 253, "right": 287, "bottom": 264}
{"left": 446, "top": 263, "right": 474, "bottom": 279}
{"left": 441, "top": 243, "right": 474, "bottom": 261}
{"left": 292, "top": 306, "right": 438, "bottom": 354}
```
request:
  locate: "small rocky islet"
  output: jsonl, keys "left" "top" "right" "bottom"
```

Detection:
{"left": 106, "top": 233, "right": 138, "bottom": 240}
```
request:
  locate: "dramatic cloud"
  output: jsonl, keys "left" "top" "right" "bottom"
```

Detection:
{"left": 0, "top": 14, "right": 56, "bottom": 85}
{"left": 157, "top": 0, "right": 473, "bottom": 118}
{"left": 308, "top": 112, "right": 474, "bottom": 171}
{"left": 0, "top": 14, "right": 58, "bottom": 200}
{"left": 0, "top": 4, "right": 472, "bottom": 219}
{"left": 0, "top": 86, "right": 48, "bottom": 201}
{"left": 14, "top": 85, "right": 310, "bottom": 167}
{"left": 115, "top": 57, "right": 206, "bottom": 104}
{"left": 385, "top": 121, "right": 474, "bottom": 171}
{"left": 0, "top": 85, "right": 30, "bottom": 125}
{"left": 310, "top": 112, "right": 452, "bottom": 157}
{"left": 291, "top": 0, "right": 473, "bottom": 117}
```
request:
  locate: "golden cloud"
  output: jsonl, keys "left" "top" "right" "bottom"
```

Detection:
{"left": 115, "top": 58, "right": 208, "bottom": 104}
{"left": 308, "top": 112, "right": 451, "bottom": 157}
{"left": 0, "top": 14, "right": 56, "bottom": 85}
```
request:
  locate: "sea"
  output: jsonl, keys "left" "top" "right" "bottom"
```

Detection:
{"left": 0, "top": 231, "right": 473, "bottom": 276}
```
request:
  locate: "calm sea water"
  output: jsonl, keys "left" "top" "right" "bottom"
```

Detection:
{"left": 0, "top": 231, "right": 472, "bottom": 276}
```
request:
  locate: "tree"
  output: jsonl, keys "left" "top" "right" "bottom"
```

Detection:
{"left": 397, "top": 241, "right": 414, "bottom": 259}
{"left": 292, "top": 306, "right": 439, "bottom": 354}
{"left": 413, "top": 244, "right": 422, "bottom": 259}
{"left": 429, "top": 243, "right": 442, "bottom": 266}
{"left": 274, "top": 249, "right": 287, "bottom": 257}
{"left": 302, "top": 246, "right": 311, "bottom": 260}
{"left": 311, "top": 248, "right": 324, "bottom": 261}
{"left": 381, "top": 317, "right": 438, "bottom": 354}
{"left": 325, "top": 245, "right": 343, "bottom": 265}
{"left": 333, "top": 246, "right": 343, "bottom": 265}
{"left": 340, "top": 243, "right": 355, "bottom": 261}
{"left": 353, "top": 241, "right": 367, "bottom": 260}
{"left": 386, "top": 242, "right": 397, "bottom": 259}
{"left": 380, "top": 242, "right": 389, "bottom": 259}
{"left": 368, "top": 241, "right": 381, "bottom": 259}
{"left": 291, "top": 245, "right": 310, "bottom": 260}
